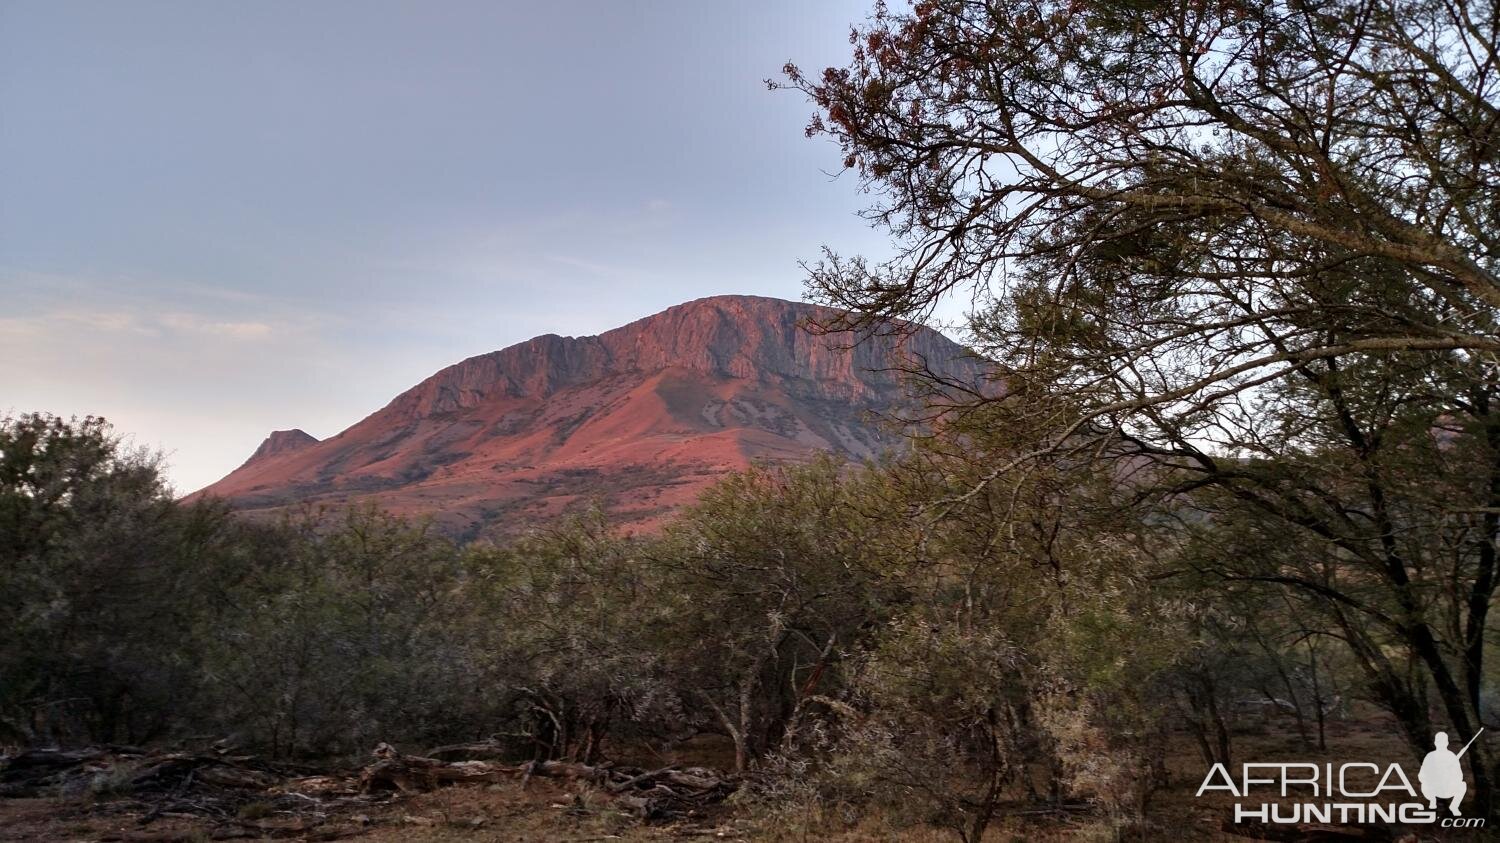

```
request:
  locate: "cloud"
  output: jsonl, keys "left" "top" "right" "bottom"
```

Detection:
{"left": 0, "top": 270, "right": 291, "bottom": 342}
{"left": 68, "top": 311, "right": 151, "bottom": 333}
{"left": 158, "top": 312, "right": 275, "bottom": 339}
{"left": 0, "top": 309, "right": 275, "bottom": 341}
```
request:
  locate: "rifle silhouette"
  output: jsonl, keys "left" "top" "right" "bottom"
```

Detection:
{"left": 1458, "top": 728, "right": 1485, "bottom": 759}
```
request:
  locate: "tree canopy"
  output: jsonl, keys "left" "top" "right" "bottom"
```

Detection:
{"left": 784, "top": 0, "right": 1500, "bottom": 814}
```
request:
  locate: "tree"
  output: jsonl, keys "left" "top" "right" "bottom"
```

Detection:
{"left": 200, "top": 505, "right": 473, "bottom": 757}
{"left": 463, "top": 511, "right": 677, "bottom": 765}
{"left": 785, "top": 0, "right": 1500, "bottom": 810}
{"left": 0, "top": 413, "right": 232, "bottom": 744}
{"left": 820, "top": 619, "right": 1030, "bottom": 843}
{"left": 743, "top": 416, "right": 1180, "bottom": 838}
{"left": 655, "top": 457, "right": 893, "bottom": 772}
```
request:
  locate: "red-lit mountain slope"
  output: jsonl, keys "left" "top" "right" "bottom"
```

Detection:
{"left": 191, "top": 295, "right": 983, "bottom": 540}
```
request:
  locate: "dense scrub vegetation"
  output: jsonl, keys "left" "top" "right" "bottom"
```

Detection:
{"left": 4, "top": 408, "right": 1486, "bottom": 840}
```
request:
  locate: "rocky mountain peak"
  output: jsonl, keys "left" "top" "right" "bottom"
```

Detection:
{"left": 241, "top": 429, "right": 319, "bottom": 467}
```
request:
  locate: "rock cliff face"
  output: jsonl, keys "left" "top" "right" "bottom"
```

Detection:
{"left": 191, "top": 295, "right": 983, "bottom": 540}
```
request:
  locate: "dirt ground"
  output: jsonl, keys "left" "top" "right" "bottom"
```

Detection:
{"left": 3, "top": 717, "right": 1497, "bottom": 842}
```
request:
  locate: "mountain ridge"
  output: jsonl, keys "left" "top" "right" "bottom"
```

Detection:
{"left": 193, "top": 295, "right": 983, "bottom": 540}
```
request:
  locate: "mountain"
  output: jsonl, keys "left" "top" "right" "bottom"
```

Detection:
{"left": 239, "top": 429, "right": 319, "bottom": 466}
{"left": 192, "top": 295, "right": 983, "bottom": 540}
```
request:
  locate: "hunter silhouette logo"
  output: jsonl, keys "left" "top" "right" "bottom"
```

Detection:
{"left": 1421, "top": 729, "right": 1481, "bottom": 816}
{"left": 1196, "top": 728, "right": 1486, "bottom": 828}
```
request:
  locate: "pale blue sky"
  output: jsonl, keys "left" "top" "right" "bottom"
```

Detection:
{"left": 0, "top": 1, "right": 922, "bottom": 492}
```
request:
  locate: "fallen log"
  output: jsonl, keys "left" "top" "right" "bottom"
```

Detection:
{"left": 2, "top": 746, "right": 298, "bottom": 795}
{"left": 3, "top": 740, "right": 736, "bottom": 826}
{"left": 423, "top": 740, "right": 521, "bottom": 762}
{"left": 355, "top": 743, "right": 736, "bottom": 820}
{"left": 127, "top": 753, "right": 281, "bottom": 792}
{"left": 607, "top": 764, "right": 679, "bottom": 793}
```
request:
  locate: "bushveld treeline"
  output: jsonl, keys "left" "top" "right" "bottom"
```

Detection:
{"left": 0, "top": 401, "right": 1489, "bottom": 841}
